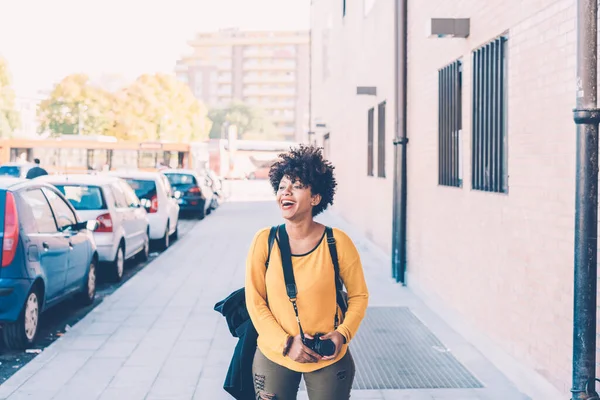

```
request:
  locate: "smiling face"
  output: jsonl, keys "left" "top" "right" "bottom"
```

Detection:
{"left": 277, "top": 176, "right": 322, "bottom": 221}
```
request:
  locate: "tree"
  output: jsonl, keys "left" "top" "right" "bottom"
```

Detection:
{"left": 37, "top": 74, "right": 114, "bottom": 137}
{"left": 0, "top": 57, "right": 20, "bottom": 138}
{"left": 110, "top": 73, "right": 211, "bottom": 142}
{"left": 208, "top": 101, "right": 281, "bottom": 140}
{"left": 37, "top": 73, "right": 211, "bottom": 142}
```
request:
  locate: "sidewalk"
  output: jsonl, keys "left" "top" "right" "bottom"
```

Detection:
{"left": 0, "top": 195, "right": 534, "bottom": 399}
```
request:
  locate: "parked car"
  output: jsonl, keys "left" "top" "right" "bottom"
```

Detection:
{"left": 38, "top": 175, "right": 150, "bottom": 282}
{"left": 163, "top": 170, "right": 214, "bottom": 219}
{"left": 0, "top": 177, "right": 99, "bottom": 349}
{"left": 0, "top": 163, "right": 36, "bottom": 179}
{"left": 204, "top": 170, "right": 225, "bottom": 210}
{"left": 109, "top": 171, "right": 179, "bottom": 250}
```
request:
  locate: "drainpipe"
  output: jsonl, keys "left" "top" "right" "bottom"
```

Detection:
{"left": 392, "top": 0, "right": 408, "bottom": 284}
{"left": 571, "top": 0, "right": 600, "bottom": 398}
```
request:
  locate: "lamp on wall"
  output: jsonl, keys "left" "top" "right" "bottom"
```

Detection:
{"left": 356, "top": 86, "right": 377, "bottom": 96}
{"left": 428, "top": 18, "right": 470, "bottom": 38}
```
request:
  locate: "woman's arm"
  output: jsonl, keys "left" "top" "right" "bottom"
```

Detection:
{"left": 245, "top": 229, "right": 291, "bottom": 354}
{"left": 334, "top": 231, "right": 369, "bottom": 343}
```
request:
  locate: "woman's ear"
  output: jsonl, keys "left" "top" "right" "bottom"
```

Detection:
{"left": 311, "top": 194, "right": 322, "bottom": 206}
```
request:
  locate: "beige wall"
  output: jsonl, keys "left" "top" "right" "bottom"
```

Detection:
{"left": 312, "top": 0, "right": 578, "bottom": 394}
{"left": 311, "top": 0, "right": 396, "bottom": 251}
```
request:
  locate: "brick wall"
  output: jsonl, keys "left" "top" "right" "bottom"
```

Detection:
{"left": 311, "top": 0, "right": 579, "bottom": 395}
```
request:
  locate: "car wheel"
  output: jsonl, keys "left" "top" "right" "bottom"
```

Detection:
{"left": 3, "top": 289, "right": 40, "bottom": 350}
{"left": 111, "top": 244, "right": 125, "bottom": 282}
{"left": 138, "top": 234, "right": 150, "bottom": 262}
{"left": 171, "top": 224, "right": 179, "bottom": 241}
{"left": 77, "top": 259, "right": 96, "bottom": 306}
{"left": 159, "top": 225, "right": 170, "bottom": 251}
{"left": 197, "top": 205, "right": 206, "bottom": 220}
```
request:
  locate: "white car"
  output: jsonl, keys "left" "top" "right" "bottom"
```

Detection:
{"left": 38, "top": 175, "right": 150, "bottom": 282}
{"left": 109, "top": 171, "right": 179, "bottom": 250}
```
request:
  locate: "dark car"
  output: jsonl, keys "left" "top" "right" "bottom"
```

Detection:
{"left": 163, "top": 170, "right": 213, "bottom": 219}
{"left": 0, "top": 178, "right": 99, "bottom": 349}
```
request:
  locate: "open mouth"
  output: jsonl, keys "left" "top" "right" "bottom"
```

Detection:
{"left": 281, "top": 200, "right": 296, "bottom": 210}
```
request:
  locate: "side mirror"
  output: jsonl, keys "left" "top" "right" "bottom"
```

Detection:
{"left": 86, "top": 220, "right": 100, "bottom": 232}
{"left": 65, "top": 220, "right": 99, "bottom": 232}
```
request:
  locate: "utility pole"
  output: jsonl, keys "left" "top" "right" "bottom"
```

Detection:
{"left": 572, "top": 0, "right": 600, "bottom": 398}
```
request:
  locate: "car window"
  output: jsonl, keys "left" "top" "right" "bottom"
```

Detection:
{"left": 123, "top": 179, "right": 156, "bottom": 202}
{"left": 19, "top": 189, "right": 58, "bottom": 233}
{"left": 119, "top": 181, "right": 140, "bottom": 207}
{"left": 0, "top": 166, "right": 21, "bottom": 178}
{"left": 111, "top": 183, "right": 128, "bottom": 208}
{"left": 42, "top": 188, "right": 77, "bottom": 230}
{"left": 55, "top": 185, "right": 107, "bottom": 210}
{"left": 165, "top": 173, "right": 197, "bottom": 186}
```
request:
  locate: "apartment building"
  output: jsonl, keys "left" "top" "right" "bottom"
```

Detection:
{"left": 175, "top": 29, "right": 310, "bottom": 142}
{"left": 311, "top": 0, "right": 577, "bottom": 396}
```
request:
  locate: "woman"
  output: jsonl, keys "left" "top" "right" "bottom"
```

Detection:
{"left": 245, "top": 145, "right": 369, "bottom": 400}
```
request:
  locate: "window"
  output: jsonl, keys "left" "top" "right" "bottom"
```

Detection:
{"left": 43, "top": 188, "right": 77, "bottom": 230}
{"left": 472, "top": 36, "right": 508, "bottom": 193}
{"left": 377, "top": 101, "right": 386, "bottom": 178}
{"left": 123, "top": 179, "right": 156, "bottom": 203}
{"left": 55, "top": 185, "right": 106, "bottom": 211}
{"left": 119, "top": 181, "right": 140, "bottom": 208}
{"left": 165, "top": 173, "right": 197, "bottom": 186}
{"left": 20, "top": 189, "right": 58, "bottom": 233}
{"left": 439, "top": 60, "right": 463, "bottom": 187}
{"left": 367, "top": 108, "right": 374, "bottom": 176}
{"left": 323, "top": 133, "right": 331, "bottom": 160}
{"left": 111, "top": 184, "right": 128, "bottom": 208}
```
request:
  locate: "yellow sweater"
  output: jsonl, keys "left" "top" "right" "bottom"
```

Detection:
{"left": 245, "top": 227, "right": 369, "bottom": 373}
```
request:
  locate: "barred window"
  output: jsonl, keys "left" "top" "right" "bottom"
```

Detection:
{"left": 438, "top": 60, "right": 462, "bottom": 187}
{"left": 472, "top": 36, "right": 508, "bottom": 193}
{"left": 367, "top": 108, "right": 374, "bottom": 176}
{"left": 377, "top": 101, "right": 386, "bottom": 178}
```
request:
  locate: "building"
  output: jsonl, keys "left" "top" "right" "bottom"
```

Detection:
{"left": 13, "top": 95, "right": 43, "bottom": 138}
{"left": 311, "top": 0, "right": 578, "bottom": 397}
{"left": 175, "top": 29, "right": 310, "bottom": 143}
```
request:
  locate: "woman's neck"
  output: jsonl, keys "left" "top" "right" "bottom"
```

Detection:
{"left": 285, "top": 218, "right": 318, "bottom": 240}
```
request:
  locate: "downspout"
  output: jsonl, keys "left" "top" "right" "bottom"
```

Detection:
{"left": 392, "top": 0, "right": 408, "bottom": 284}
{"left": 572, "top": 0, "right": 600, "bottom": 398}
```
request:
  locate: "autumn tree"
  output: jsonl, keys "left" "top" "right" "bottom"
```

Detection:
{"left": 37, "top": 74, "right": 114, "bottom": 137}
{"left": 0, "top": 57, "right": 20, "bottom": 138}
{"left": 208, "top": 101, "right": 281, "bottom": 140}
{"left": 37, "top": 73, "right": 211, "bottom": 142}
{"left": 111, "top": 73, "right": 211, "bottom": 142}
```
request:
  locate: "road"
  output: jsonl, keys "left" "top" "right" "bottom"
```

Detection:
{"left": 0, "top": 217, "right": 199, "bottom": 383}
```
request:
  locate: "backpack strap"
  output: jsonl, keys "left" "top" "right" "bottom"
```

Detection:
{"left": 265, "top": 226, "right": 278, "bottom": 268}
{"left": 326, "top": 227, "right": 348, "bottom": 327}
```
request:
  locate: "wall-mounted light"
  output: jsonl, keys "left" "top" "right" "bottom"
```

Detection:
{"left": 428, "top": 18, "right": 470, "bottom": 38}
{"left": 356, "top": 86, "right": 377, "bottom": 96}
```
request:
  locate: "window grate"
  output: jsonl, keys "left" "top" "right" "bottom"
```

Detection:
{"left": 377, "top": 101, "right": 386, "bottom": 178}
{"left": 472, "top": 36, "right": 508, "bottom": 193}
{"left": 438, "top": 60, "right": 462, "bottom": 187}
{"left": 367, "top": 108, "right": 374, "bottom": 176}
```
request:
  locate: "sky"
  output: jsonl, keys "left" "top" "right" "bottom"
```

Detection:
{"left": 0, "top": 0, "right": 310, "bottom": 97}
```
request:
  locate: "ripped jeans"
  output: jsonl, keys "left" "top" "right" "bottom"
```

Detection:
{"left": 252, "top": 349, "right": 355, "bottom": 400}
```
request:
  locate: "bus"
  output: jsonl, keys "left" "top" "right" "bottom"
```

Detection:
{"left": 0, "top": 136, "right": 195, "bottom": 174}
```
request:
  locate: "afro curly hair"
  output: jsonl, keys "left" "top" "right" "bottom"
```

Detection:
{"left": 268, "top": 144, "right": 337, "bottom": 216}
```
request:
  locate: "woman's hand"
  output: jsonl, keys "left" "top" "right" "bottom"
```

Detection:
{"left": 287, "top": 334, "right": 322, "bottom": 363}
{"left": 321, "top": 331, "right": 346, "bottom": 361}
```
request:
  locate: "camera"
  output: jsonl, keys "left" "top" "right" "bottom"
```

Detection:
{"left": 303, "top": 333, "right": 336, "bottom": 357}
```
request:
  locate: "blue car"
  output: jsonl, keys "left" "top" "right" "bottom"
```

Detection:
{"left": 0, "top": 178, "right": 99, "bottom": 349}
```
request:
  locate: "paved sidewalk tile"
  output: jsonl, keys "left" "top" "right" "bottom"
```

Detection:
{"left": 0, "top": 186, "right": 531, "bottom": 400}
